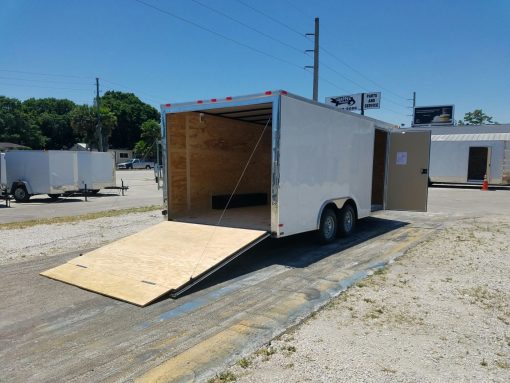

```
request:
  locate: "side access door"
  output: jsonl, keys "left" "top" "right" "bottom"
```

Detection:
{"left": 385, "top": 130, "right": 431, "bottom": 212}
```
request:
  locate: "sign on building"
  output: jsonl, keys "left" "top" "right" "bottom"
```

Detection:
{"left": 326, "top": 92, "right": 381, "bottom": 111}
{"left": 413, "top": 105, "right": 454, "bottom": 126}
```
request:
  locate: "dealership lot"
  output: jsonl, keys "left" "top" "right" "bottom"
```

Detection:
{"left": 1, "top": 187, "right": 509, "bottom": 382}
{"left": 0, "top": 169, "right": 163, "bottom": 224}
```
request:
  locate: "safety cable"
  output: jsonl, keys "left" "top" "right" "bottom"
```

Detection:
{"left": 190, "top": 116, "right": 272, "bottom": 278}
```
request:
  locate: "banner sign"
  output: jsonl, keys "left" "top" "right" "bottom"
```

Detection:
{"left": 326, "top": 92, "right": 381, "bottom": 111}
{"left": 413, "top": 105, "right": 454, "bottom": 126}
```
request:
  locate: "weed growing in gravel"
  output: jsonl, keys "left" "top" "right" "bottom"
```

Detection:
{"left": 480, "top": 359, "right": 488, "bottom": 367}
{"left": 381, "top": 366, "right": 397, "bottom": 373}
{"left": 495, "top": 360, "right": 510, "bottom": 369}
{"left": 237, "top": 358, "right": 251, "bottom": 369}
{"left": 282, "top": 345, "right": 296, "bottom": 354}
{"left": 256, "top": 346, "right": 276, "bottom": 360}
{"left": 207, "top": 371, "right": 237, "bottom": 383}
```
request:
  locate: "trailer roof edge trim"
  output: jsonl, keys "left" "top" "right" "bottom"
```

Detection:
{"left": 161, "top": 90, "right": 398, "bottom": 131}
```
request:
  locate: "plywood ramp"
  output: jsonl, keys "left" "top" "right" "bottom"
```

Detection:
{"left": 41, "top": 222, "right": 268, "bottom": 306}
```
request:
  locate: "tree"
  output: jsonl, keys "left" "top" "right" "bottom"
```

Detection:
{"left": 69, "top": 105, "right": 117, "bottom": 149}
{"left": 22, "top": 98, "right": 77, "bottom": 149}
{"left": 101, "top": 91, "right": 160, "bottom": 149}
{"left": 134, "top": 119, "right": 161, "bottom": 160}
{"left": 0, "top": 96, "right": 47, "bottom": 148}
{"left": 458, "top": 109, "right": 498, "bottom": 125}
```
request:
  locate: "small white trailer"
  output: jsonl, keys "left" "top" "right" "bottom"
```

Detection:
{"left": 428, "top": 124, "right": 510, "bottom": 185}
{"left": 0, "top": 153, "right": 6, "bottom": 190}
{"left": 5, "top": 150, "right": 116, "bottom": 201}
{"left": 77, "top": 151, "right": 116, "bottom": 193}
{"left": 6, "top": 150, "right": 79, "bottom": 202}
{"left": 42, "top": 90, "right": 431, "bottom": 306}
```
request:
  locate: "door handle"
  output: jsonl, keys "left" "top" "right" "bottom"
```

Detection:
{"left": 421, "top": 168, "right": 428, "bottom": 175}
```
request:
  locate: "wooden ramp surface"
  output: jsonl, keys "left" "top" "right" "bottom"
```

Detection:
{"left": 41, "top": 221, "right": 268, "bottom": 306}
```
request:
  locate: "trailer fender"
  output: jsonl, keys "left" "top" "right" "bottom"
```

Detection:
{"left": 10, "top": 181, "right": 32, "bottom": 195}
{"left": 316, "top": 197, "right": 357, "bottom": 230}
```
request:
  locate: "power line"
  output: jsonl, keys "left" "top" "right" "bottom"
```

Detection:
{"left": 0, "top": 82, "right": 93, "bottom": 92}
{"left": 0, "top": 75, "right": 92, "bottom": 86}
{"left": 0, "top": 69, "right": 90, "bottom": 79}
{"left": 237, "top": 2, "right": 410, "bottom": 104}
{"left": 236, "top": 0, "right": 305, "bottom": 38}
{"left": 320, "top": 47, "right": 409, "bottom": 102}
{"left": 133, "top": 0, "right": 304, "bottom": 72}
{"left": 190, "top": 0, "right": 304, "bottom": 55}
{"left": 101, "top": 79, "right": 164, "bottom": 103}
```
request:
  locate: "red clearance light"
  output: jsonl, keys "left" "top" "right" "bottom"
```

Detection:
{"left": 164, "top": 103, "right": 171, "bottom": 107}
{"left": 210, "top": 98, "right": 217, "bottom": 102}
{"left": 197, "top": 100, "right": 203, "bottom": 104}
{"left": 280, "top": 90, "right": 288, "bottom": 95}
{"left": 265, "top": 91, "right": 272, "bottom": 95}
{"left": 225, "top": 96, "right": 233, "bottom": 100}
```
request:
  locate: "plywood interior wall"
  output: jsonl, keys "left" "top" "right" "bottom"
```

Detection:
{"left": 371, "top": 129, "right": 387, "bottom": 205}
{"left": 166, "top": 112, "right": 272, "bottom": 214}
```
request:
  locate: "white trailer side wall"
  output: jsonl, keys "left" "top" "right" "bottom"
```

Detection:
{"left": 277, "top": 96, "right": 375, "bottom": 237}
{"left": 430, "top": 140, "right": 505, "bottom": 184}
{"left": 77, "top": 151, "right": 115, "bottom": 190}
{"left": 0, "top": 153, "right": 6, "bottom": 188}
{"left": 6, "top": 151, "right": 79, "bottom": 194}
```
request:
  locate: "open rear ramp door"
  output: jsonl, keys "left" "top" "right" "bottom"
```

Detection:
{"left": 41, "top": 222, "right": 269, "bottom": 306}
{"left": 385, "top": 130, "right": 431, "bottom": 211}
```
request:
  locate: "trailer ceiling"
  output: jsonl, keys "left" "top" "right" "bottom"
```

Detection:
{"left": 200, "top": 102, "right": 272, "bottom": 125}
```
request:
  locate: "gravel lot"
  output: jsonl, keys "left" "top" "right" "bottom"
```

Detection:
{"left": 1, "top": 187, "right": 509, "bottom": 382}
{"left": 225, "top": 215, "right": 510, "bottom": 383}
{"left": 0, "top": 210, "right": 163, "bottom": 265}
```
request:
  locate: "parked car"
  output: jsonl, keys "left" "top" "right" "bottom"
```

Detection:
{"left": 117, "top": 158, "right": 155, "bottom": 170}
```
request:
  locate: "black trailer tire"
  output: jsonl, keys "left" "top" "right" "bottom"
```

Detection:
{"left": 145, "top": 165, "right": 151, "bottom": 170}
{"left": 337, "top": 204, "right": 356, "bottom": 237}
{"left": 13, "top": 186, "right": 30, "bottom": 202}
{"left": 48, "top": 194, "right": 61, "bottom": 199}
{"left": 317, "top": 207, "right": 338, "bottom": 244}
{"left": 90, "top": 189, "right": 100, "bottom": 195}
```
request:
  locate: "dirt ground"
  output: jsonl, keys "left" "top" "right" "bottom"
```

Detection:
{"left": 224, "top": 216, "right": 510, "bottom": 383}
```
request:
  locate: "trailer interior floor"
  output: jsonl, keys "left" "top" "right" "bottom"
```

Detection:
{"left": 171, "top": 205, "right": 271, "bottom": 231}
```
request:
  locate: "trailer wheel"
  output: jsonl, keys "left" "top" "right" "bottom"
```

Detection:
{"left": 90, "top": 189, "right": 100, "bottom": 195}
{"left": 48, "top": 194, "right": 61, "bottom": 199}
{"left": 13, "top": 185, "right": 30, "bottom": 202}
{"left": 145, "top": 165, "right": 151, "bottom": 170}
{"left": 317, "top": 207, "right": 337, "bottom": 244}
{"left": 337, "top": 204, "right": 356, "bottom": 237}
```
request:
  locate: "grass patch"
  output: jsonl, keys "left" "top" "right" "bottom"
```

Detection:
{"left": 282, "top": 345, "right": 296, "bottom": 353}
{"left": 207, "top": 371, "right": 237, "bottom": 383}
{"left": 237, "top": 358, "right": 251, "bottom": 369}
{"left": 495, "top": 360, "right": 510, "bottom": 369}
{"left": 0, "top": 205, "right": 162, "bottom": 230}
{"left": 256, "top": 346, "right": 276, "bottom": 361}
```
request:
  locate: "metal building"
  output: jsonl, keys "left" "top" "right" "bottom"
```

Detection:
{"left": 427, "top": 124, "right": 510, "bottom": 185}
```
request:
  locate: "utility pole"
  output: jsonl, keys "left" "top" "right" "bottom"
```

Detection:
{"left": 408, "top": 91, "right": 416, "bottom": 127}
{"left": 95, "top": 77, "right": 103, "bottom": 152}
{"left": 305, "top": 17, "right": 319, "bottom": 101}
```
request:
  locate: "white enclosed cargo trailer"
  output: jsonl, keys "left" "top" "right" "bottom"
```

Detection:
{"left": 77, "top": 151, "right": 116, "bottom": 192}
{"left": 428, "top": 125, "right": 510, "bottom": 185}
{"left": 6, "top": 150, "right": 79, "bottom": 202}
{"left": 5, "top": 150, "right": 116, "bottom": 201}
{"left": 42, "top": 91, "right": 431, "bottom": 306}
{"left": 0, "top": 153, "right": 6, "bottom": 190}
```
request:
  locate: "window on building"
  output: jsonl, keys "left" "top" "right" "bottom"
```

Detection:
{"left": 119, "top": 153, "right": 129, "bottom": 158}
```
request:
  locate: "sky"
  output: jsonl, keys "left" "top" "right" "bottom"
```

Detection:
{"left": 1, "top": 0, "right": 509, "bottom": 126}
